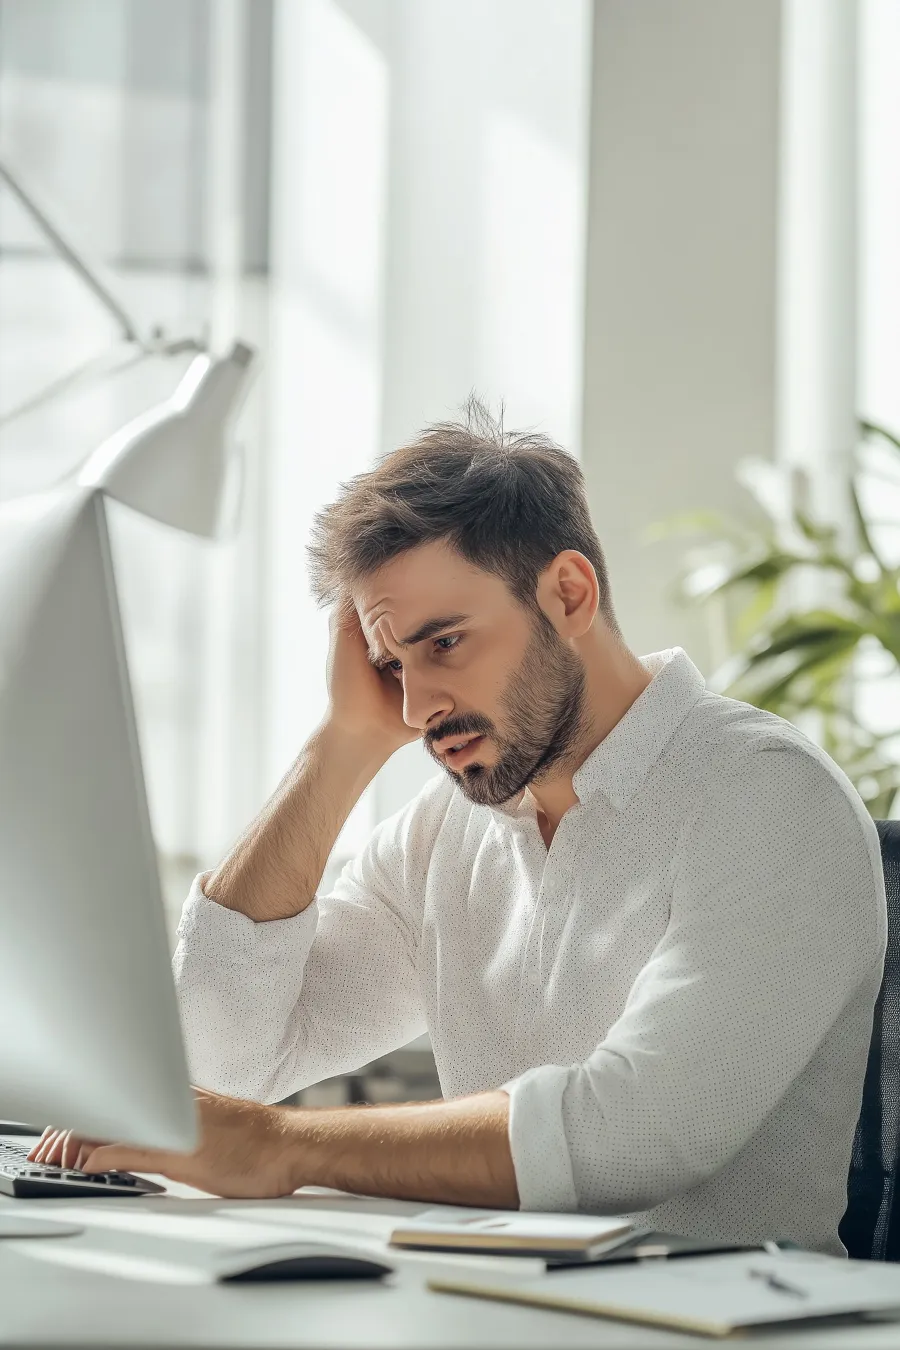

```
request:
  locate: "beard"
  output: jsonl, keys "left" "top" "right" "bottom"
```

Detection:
{"left": 425, "top": 613, "right": 590, "bottom": 807}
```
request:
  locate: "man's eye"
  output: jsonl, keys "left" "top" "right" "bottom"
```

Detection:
{"left": 383, "top": 636, "right": 461, "bottom": 674}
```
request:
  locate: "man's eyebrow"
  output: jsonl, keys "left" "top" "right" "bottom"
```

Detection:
{"left": 367, "top": 613, "right": 471, "bottom": 667}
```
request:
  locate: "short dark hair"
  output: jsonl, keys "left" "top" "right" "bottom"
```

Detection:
{"left": 307, "top": 395, "right": 619, "bottom": 633}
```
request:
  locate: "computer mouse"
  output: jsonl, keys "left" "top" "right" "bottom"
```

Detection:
{"left": 222, "top": 1245, "right": 393, "bottom": 1283}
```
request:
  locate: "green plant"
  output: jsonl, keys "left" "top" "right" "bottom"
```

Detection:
{"left": 656, "top": 421, "right": 900, "bottom": 819}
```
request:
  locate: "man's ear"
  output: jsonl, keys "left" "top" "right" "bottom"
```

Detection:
{"left": 535, "top": 551, "right": 599, "bottom": 638}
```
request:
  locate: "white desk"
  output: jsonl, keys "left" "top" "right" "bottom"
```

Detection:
{"left": 3, "top": 1138, "right": 900, "bottom": 1349}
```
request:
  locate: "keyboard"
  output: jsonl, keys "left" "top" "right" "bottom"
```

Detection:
{"left": 0, "top": 1139, "right": 165, "bottom": 1198}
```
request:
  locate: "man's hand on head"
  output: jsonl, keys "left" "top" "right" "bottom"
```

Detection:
{"left": 325, "top": 598, "right": 419, "bottom": 756}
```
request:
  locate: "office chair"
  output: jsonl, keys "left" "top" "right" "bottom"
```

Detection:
{"left": 839, "top": 819, "right": 900, "bottom": 1261}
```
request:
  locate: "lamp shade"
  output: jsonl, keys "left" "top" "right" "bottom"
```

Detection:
{"left": 77, "top": 340, "right": 258, "bottom": 537}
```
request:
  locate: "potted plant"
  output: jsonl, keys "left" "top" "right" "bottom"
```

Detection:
{"left": 657, "top": 421, "right": 900, "bottom": 818}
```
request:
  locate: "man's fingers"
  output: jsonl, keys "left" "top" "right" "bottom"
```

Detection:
{"left": 53, "top": 1133, "right": 73, "bottom": 1166}
{"left": 58, "top": 1131, "right": 76, "bottom": 1169}
{"left": 27, "top": 1127, "right": 53, "bottom": 1162}
{"left": 26, "top": 1128, "right": 52, "bottom": 1162}
{"left": 31, "top": 1128, "right": 63, "bottom": 1164}
{"left": 81, "top": 1145, "right": 167, "bottom": 1175}
{"left": 74, "top": 1141, "right": 102, "bottom": 1171}
{"left": 62, "top": 1131, "right": 96, "bottom": 1171}
{"left": 28, "top": 1129, "right": 106, "bottom": 1169}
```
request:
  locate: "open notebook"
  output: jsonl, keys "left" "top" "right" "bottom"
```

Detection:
{"left": 429, "top": 1249, "right": 900, "bottom": 1338}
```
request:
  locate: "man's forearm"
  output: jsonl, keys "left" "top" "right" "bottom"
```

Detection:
{"left": 204, "top": 721, "right": 389, "bottom": 922}
{"left": 287, "top": 1090, "right": 519, "bottom": 1208}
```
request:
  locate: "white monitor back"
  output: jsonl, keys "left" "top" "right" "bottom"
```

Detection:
{"left": 0, "top": 485, "right": 196, "bottom": 1149}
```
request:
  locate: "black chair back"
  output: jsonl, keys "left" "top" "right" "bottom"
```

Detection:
{"left": 839, "top": 819, "right": 900, "bottom": 1260}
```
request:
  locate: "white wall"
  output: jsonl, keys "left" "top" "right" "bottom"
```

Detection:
{"left": 777, "top": 0, "right": 858, "bottom": 540}
{"left": 265, "top": 0, "right": 392, "bottom": 861}
{"left": 855, "top": 0, "right": 900, "bottom": 763}
{"left": 860, "top": 0, "right": 900, "bottom": 446}
{"left": 580, "top": 0, "right": 782, "bottom": 669}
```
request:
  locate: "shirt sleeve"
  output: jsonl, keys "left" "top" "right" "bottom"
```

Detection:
{"left": 502, "top": 747, "right": 886, "bottom": 1213}
{"left": 172, "top": 778, "right": 449, "bottom": 1103}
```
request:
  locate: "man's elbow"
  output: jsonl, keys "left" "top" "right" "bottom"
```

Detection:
{"left": 577, "top": 1158, "right": 720, "bottom": 1214}
{"left": 186, "top": 1049, "right": 288, "bottom": 1105}
{"left": 567, "top": 1108, "right": 734, "bottom": 1212}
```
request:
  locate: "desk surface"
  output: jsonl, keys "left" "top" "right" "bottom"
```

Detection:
{"left": 3, "top": 1138, "right": 900, "bottom": 1350}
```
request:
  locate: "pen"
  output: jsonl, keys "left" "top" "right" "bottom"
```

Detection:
{"left": 747, "top": 1267, "right": 808, "bottom": 1299}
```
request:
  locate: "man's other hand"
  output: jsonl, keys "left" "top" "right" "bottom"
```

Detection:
{"left": 27, "top": 1089, "right": 299, "bottom": 1198}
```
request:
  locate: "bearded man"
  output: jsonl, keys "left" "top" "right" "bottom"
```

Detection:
{"left": 35, "top": 400, "right": 886, "bottom": 1256}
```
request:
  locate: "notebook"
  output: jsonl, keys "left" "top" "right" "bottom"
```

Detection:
{"left": 390, "top": 1208, "right": 636, "bottom": 1262}
{"left": 428, "top": 1249, "right": 900, "bottom": 1338}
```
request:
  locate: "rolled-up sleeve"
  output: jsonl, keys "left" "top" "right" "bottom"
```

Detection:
{"left": 172, "top": 785, "right": 446, "bottom": 1103}
{"left": 503, "top": 749, "right": 885, "bottom": 1213}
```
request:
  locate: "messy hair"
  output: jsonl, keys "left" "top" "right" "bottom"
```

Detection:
{"left": 307, "top": 395, "right": 620, "bottom": 633}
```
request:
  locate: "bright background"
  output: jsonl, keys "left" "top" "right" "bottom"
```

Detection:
{"left": 0, "top": 0, "right": 896, "bottom": 1097}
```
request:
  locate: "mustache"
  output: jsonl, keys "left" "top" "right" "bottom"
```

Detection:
{"left": 425, "top": 717, "right": 494, "bottom": 751}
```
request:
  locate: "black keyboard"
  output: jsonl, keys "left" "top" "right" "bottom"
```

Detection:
{"left": 0, "top": 1139, "right": 165, "bottom": 1198}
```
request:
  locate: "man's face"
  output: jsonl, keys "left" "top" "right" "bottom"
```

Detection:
{"left": 354, "top": 541, "right": 587, "bottom": 806}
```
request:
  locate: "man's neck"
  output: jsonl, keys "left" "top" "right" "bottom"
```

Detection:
{"left": 529, "top": 636, "right": 652, "bottom": 842}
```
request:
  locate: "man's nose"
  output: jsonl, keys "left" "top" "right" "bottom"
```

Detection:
{"left": 402, "top": 673, "right": 451, "bottom": 732}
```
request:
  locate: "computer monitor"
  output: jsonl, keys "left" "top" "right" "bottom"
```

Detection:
{"left": 0, "top": 483, "right": 197, "bottom": 1151}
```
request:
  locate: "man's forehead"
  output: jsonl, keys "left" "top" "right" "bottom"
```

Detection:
{"left": 356, "top": 581, "right": 460, "bottom": 637}
{"left": 355, "top": 548, "right": 482, "bottom": 626}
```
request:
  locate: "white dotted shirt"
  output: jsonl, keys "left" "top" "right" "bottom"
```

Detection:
{"left": 174, "top": 648, "right": 887, "bottom": 1254}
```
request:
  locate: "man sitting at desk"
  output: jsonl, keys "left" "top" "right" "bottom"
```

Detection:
{"left": 36, "top": 401, "right": 886, "bottom": 1255}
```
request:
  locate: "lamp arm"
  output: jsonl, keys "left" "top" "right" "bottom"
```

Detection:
{"left": 0, "top": 158, "right": 146, "bottom": 348}
{"left": 0, "top": 333, "right": 206, "bottom": 429}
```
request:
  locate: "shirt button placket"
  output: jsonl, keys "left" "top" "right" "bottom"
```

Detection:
{"left": 514, "top": 826, "right": 560, "bottom": 1062}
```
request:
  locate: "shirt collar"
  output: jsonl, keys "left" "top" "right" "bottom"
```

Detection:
{"left": 487, "top": 647, "right": 706, "bottom": 820}
{"left": 571, "top": 648, "right": 706, "bottom": 810}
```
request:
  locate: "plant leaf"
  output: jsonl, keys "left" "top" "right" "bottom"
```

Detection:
{"left": 657, "top": 421, "right": 900, "bottom": 818}
{"left": 861, "top": 419, "right": 900, "bottom": 456}
{"left": 742, "top": 611, "right": 866, "bottom": 664}
{"left": 725, "top": 630, "right": 860, "bottom": 708}
{"left": 848, "top": 475, "right": 888, "bottom": 574}
{"left": 793, "top": 509, "right": 838, "bottom": 547}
